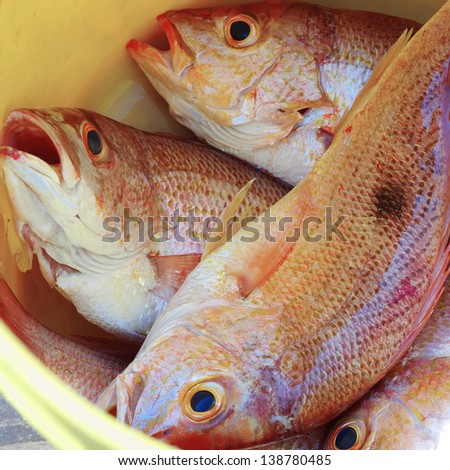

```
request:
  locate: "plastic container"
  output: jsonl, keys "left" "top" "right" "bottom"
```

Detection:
{"left": 0, "top": 0, "right": 446, "bottom": 449}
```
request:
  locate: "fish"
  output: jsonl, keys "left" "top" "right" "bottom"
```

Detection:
{"left": 0, "top": 108, "right": 288, "bottom": 341}
{"left": 127, "top": 2, "right": 420, "bottom": 185}
{"left": 0, "top": 278, "right": 128, "bottom": 402}
{"left": 323, "top": 280, "right": 450, "bottom": 450}
{"left": 98, "top": 2, "right": 450, "bottom": 450}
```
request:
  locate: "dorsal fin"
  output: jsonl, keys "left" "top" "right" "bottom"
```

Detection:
{"left": 202, "top": 179, "right": 256, "bottom": 260}
{"left": 334, "top": 29, "right": 413, "bottom": 136}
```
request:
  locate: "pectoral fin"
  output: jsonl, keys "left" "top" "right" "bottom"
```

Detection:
{"left": 150, "top": 253, "right": 202, "bottom": 301}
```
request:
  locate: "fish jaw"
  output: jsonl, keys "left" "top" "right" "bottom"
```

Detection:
{"left": 127, "top": 37, "right": 301, "bottom": 156}
{"left": 97, "top": 303, "right": 296, "bottom": 449}
{"left": 0, "top": 109, "right": 159, "bottom": 340}
{"left": 127, "top": 7, "right": 317, "bottom": 156}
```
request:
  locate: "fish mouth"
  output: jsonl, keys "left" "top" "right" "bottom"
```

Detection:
{"left": 1, "top": 112, "right": 62, "bottom": 166}
{"left": 127, "top": 14, "right": 193, "bottom": 78}
{"left": 0, "top": 110, "right": 71, "bottom": 271}
{"left": 126, "top": 20, "right": 325, "bottom": 155}
{"left": 0, "top": 109, "right": 107, "bottom": 274}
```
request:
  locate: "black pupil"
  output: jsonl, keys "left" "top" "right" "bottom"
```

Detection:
{"left": 230, "top": 21, "right": 251, "bottom": 42}
{"left": 190, "top": 390, "right": 216, "bottom": 413}
{"left": 335, "top": 426, "right": 358, "bottom": 450}
{"left": 87, "top": 129, "right": 102, "bottom": 155}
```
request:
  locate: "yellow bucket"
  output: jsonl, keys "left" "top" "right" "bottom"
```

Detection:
{"left": 0, "top": 0, "right": 445, "bottom": 450}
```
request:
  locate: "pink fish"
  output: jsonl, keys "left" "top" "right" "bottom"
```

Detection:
{"left": 0, "top": 108, "right": 287, "bottom": 341}
{"left": 128, "top": 2, "right": 420, "bottom": 184}
{"left": 98, "top": 3, "right": 449, "bottom": 449}
{"left": 0, "top": 278, "right": 127, "bottom": 402}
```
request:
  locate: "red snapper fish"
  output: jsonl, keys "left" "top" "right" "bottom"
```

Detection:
{"left": 0, "top": 108, "right": 287, "bottom": 341}
{"left": 323, "top": 280, "right": 450, "bottom": 450}
{"left": 98, "top": 3, "right": 450, "bottom": 449}
{"left": 127, "top": 2, "right": 420, "bottom": 184}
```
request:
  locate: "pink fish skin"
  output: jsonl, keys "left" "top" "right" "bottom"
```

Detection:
{"left": 127, "top": 2, "right": 421, "bottom": 185}
{"left": 0, "top": 108, "right": 287, "bottom": 341}
{"left": 97, "top": 3, "right": 449, "bottom": 450}
{"left": 323, "top": 280, "right": 450, "bottom": 450}
{"left": 0, "top": 278, "right": 128, "bottom": 402}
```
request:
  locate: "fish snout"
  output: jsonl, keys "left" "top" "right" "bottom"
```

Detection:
{"left": 1, "top": 109, "right": 80, "bottom": 188}
{"left": 127, "top": 14, "right": 193, "bottom": 78}
{"left": 97, "top": 372, "right": 145, "bottom": 426}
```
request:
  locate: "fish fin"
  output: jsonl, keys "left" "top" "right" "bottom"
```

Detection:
{"left": 69, "top": 335, "right": 141, "bottom": 359}
{"left": 202, "top": 178, "right": 256, "bottom": 260}
{"left": 224, "top": 176, "right": 314, "bottom": 298}
{"left": 95, "top": 378, "right": 119, "bottom": 414}
{"left": 149, "top": 253, "right": 202, "bottom": 301}
{"left": 334, "top": 29, "right": 413, "bottom": 137}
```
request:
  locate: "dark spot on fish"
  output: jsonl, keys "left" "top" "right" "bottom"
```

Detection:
{"left": 298, "top": 108, "right": 311, "bottom": 117}
{"left": 375, "top": 182, "right": 407, "bottom": 219}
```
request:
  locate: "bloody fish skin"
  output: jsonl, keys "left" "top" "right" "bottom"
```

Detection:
{"left": 323, "top": 281, "right": 450, "bottom": 450}
{"left": 99, "top": 2, "right": 450, "bottom": 450}
{"left": 127, "top": 2, "right": 421, "bottom": 185}
{"left": 0, "top": 279, "right": 128, "bottom": 402}
{"left": 0, "top": 108, "right": 288, "bottom": 340}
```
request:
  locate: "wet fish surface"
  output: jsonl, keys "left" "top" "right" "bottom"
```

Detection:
{"left": 0, "top": 108, "right": 287, "bottom": 340}
{"left": 98, "top": 3, "right": 450, "bottom": 449}
{"left": 0, "top": 279, "right": 128, "bottom": 402}
{"left": 128, "top": 2, "right": 420, "bottom": 185}
{"left": 323, "top": 280, "right": 450, "bottom": 450}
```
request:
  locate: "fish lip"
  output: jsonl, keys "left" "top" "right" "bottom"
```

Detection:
{"left": 1, "top": 110, "right": 62, "bottom": 168}
{"left": 127, "top": 13, "right": 194, "bottom": 77}
{"left": 0, "top": 109, "right": 81, "bottom": 189}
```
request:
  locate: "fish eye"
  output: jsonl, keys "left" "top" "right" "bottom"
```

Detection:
{"left": 325, "top": 421, "right": 365, "bottom": 450}
{"left": 81, "top": 121, "right": 106, "bottom": 160}
{"left": 225, "top": 14, "right": 259, "bottom": 48}
{"left": 183, "top": 381, "right": 225, "bottom": 422}
{"left": 191, "top": 390, "right": 216, "bottom": 412}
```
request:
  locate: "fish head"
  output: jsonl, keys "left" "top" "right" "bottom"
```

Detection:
{"left": 127, "top": 2, "right": 332, "bottom": 154}
{"left": 323, "top": 359, "right": 450, "bottom": 450}
{"left": 322, "top": 395, "right": 431, "bottom": 450}
{"left": 0, "top": 108, "right": 160, "bottom": 340}
{"left": 98, "top": 301, "right": 291, "bottom": 449}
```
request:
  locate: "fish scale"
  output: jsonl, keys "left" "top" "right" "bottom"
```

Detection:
{"left": 0, "top": 108, "right": 288, "bottom": 340}
{"left": 128, "top": 2, "right": 421, "bottom": 185}
{"left": 324, "top": 281, "right": 450, "bottom": 449}
{"left": 0, "top": 279, "right": 128, "bottom": 402}
{"left": 99, "top": 3, "right": 449, "bottom": 450}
